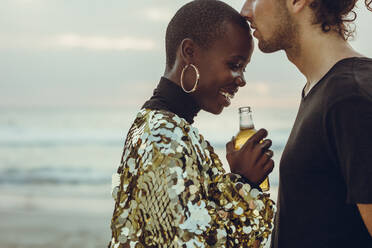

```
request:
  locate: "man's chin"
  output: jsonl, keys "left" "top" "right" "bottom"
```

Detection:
{"left": 258, "top": 41, "right": 282, "bottom": 53}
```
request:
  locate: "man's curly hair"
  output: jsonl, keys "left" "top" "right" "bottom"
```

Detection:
{"left": 309, "top": 0, "right": 372, "bottom": 40}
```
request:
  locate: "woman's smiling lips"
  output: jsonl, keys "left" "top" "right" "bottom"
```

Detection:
{"left": 219, "top": 89, "right": 236, "bottom": 106}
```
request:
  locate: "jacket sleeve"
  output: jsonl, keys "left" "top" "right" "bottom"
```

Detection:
{"left": 202, "top": 140, "right": 275, "bottom": 247}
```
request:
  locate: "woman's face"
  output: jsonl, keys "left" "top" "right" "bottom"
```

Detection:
{"left": 192, "top": 22, "right": 253, "bottom": 115}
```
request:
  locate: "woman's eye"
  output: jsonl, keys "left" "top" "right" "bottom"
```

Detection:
{"left": 229, "top": 63, "right": 242, "bottom": 71}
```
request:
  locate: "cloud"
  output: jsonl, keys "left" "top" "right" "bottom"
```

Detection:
{"left": 14, "top": 0, "right": 40, "bottom": 4}
{"left": 54, "top": 34, "right": 157, "bottom": 51}
{"left": 11, "top": 0, "right": 45, "bottom": 8}
{"left": 252, "top": 82, "right": 270, "bottom": 95}
{"left": 0, "top": 33, "right": 157, "bottom": 51}
{"left": 143, "top": 7, "right": 173, "bottom": 22}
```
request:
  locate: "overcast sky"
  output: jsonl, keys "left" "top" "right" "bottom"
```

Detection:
{"left": 1, "top": 0, "right": 371, "bottom": 109}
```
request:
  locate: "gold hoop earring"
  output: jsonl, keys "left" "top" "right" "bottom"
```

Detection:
{"left": 180, "top": 64, "right": 200, "bottom": 93}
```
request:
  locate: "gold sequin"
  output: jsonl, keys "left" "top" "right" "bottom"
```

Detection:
{"left": 108, "top": 109, "right": 275, "bottom": 248}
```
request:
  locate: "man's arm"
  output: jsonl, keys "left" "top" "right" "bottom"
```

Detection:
{"left": 357, "top": 204, "right": 372, "bottom": 236}
{"left": 326, "top": 97, "right": 372, "bottom": 237}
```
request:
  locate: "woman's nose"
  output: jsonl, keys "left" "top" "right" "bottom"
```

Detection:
{"left": 235, "top": 76, "right": 246, "bottom": 87}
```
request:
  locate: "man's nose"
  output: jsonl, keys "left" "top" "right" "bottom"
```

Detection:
{"left": 240, "top": 0, "right": 253, "bottom": 20}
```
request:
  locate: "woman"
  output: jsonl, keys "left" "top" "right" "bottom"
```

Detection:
{"left": 109, "top": 1, "right": 275, "bottom": 247}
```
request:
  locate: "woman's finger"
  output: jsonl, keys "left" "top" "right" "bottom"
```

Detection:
{"left": 249, "top": 128, "right": 268, "bottom": 144}
{"left": 260, "top": 139, "right": 272, "bottom": 151}
{"left": 240, "top": 128, "right": 268, "bottom": 151}
{"left": 256, "top": 149, "right": 274, "bottom": 168}
{"left": 263, "top": 159, "right": 275, "bottom": 175}
{"left": 264, "top": 149, "right": 274, "bottom": 158}
{"left": 250, "top": 143, "right": 266, "bottom": 164}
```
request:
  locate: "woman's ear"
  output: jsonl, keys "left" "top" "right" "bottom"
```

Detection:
{"left": 180, "top": 38, "right": 196, "bottom": 64}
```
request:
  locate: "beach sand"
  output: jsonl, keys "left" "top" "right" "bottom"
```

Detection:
{"left": 0, "top": 209, "right": 111, "bottom": 248}
{"left": 0, "top": 185, "right": 278, "bottom": 248}
{"left": 0, "top": 185, "right": 113, "bottom": 248}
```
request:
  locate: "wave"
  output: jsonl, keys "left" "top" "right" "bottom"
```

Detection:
{"left": 0, "top": 166, "right": 279, "bottom": 187}
{"left": 0, "top": 167, "right": 112, "bottom": 185}
{"left": 0, "top": 140, "right": 122, "bottom": 148}
{"left": 0, "top": 122, "right": 290, "bottom": 149}
{"left": 0, "top": 126, "right": 125, "bottom": 147}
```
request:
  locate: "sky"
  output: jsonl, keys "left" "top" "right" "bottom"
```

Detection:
{"left": 1, "top": 0, "right": 372, "bottom": 109}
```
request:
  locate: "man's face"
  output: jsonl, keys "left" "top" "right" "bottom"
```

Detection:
{"left": 241, "top": 0, "right": 297, "bottom": 53}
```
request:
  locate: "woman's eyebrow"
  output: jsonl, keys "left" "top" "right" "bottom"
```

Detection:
{"left": 229, "top": 55, "right": 248, "bottom": 61}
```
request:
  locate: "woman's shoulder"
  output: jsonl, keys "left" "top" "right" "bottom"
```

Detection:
{"left": 139, "top": 108, "right": 189, "bottom": 127}
{"left": 136, "top": 108, "right": 210, "bottom": 158}
{"left": 138, "top": 109, "right": 201, "bottom": 140}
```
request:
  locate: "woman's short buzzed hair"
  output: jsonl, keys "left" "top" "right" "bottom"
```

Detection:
{"left": 309, "top": 0, "right": 372, "bottom": 40}
{"left": 165, "top": 0, "right": 251, "bottom": 70}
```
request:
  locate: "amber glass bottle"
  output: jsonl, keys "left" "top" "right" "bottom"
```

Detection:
{"left": 234, "top": 106, "right": 270, "bottom": 192}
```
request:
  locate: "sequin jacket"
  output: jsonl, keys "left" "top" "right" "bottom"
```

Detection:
{"left": 109, "top": 109, "right": 275, "bottom": 248}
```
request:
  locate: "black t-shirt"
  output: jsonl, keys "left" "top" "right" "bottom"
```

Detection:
{"left": 271, "top": 57, "right": 372, "bottom": 248}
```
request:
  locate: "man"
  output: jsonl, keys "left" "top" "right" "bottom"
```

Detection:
{"left": 240, "top": 0, "right": 372, "bottom": 247}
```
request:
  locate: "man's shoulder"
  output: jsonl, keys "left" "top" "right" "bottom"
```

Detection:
{"left": 321, "top": 57, "right": 372, "bottom": 106}
{"left": 350, "top": 57, "right": 372, "bottom": 93}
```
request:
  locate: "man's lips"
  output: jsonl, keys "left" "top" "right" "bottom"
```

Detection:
{"left": 250, "top": 25, "right": 259, "bottom": 37}
{"left": 250, "top": 24, "right": 258, "bottom": 31}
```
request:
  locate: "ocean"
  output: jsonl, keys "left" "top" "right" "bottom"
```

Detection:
{"left": 0, "top": 106, "right": 297, "bottom": 248}
{"left": 0, "top": 106, "right": 296, "bottom": 210}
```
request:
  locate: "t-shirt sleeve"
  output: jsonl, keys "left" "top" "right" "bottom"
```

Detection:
{"left": 326, "top": 95, "right": 372, "bottom": 204}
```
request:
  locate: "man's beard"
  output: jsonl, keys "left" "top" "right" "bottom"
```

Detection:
{"left": 258, "top": 6, "right": 298, "bottom": 53}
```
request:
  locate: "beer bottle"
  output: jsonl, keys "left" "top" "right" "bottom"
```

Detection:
{"left": 234, "top": 106, "right": 270, "bottom": 192}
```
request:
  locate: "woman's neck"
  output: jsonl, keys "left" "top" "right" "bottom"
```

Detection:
{"left": 142, "top": 77, "right": 201, "bottom": 124}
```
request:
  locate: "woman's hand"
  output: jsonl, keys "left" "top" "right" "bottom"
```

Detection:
{"left": 226, "top": 129, "right": 274, "bottom": 185}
